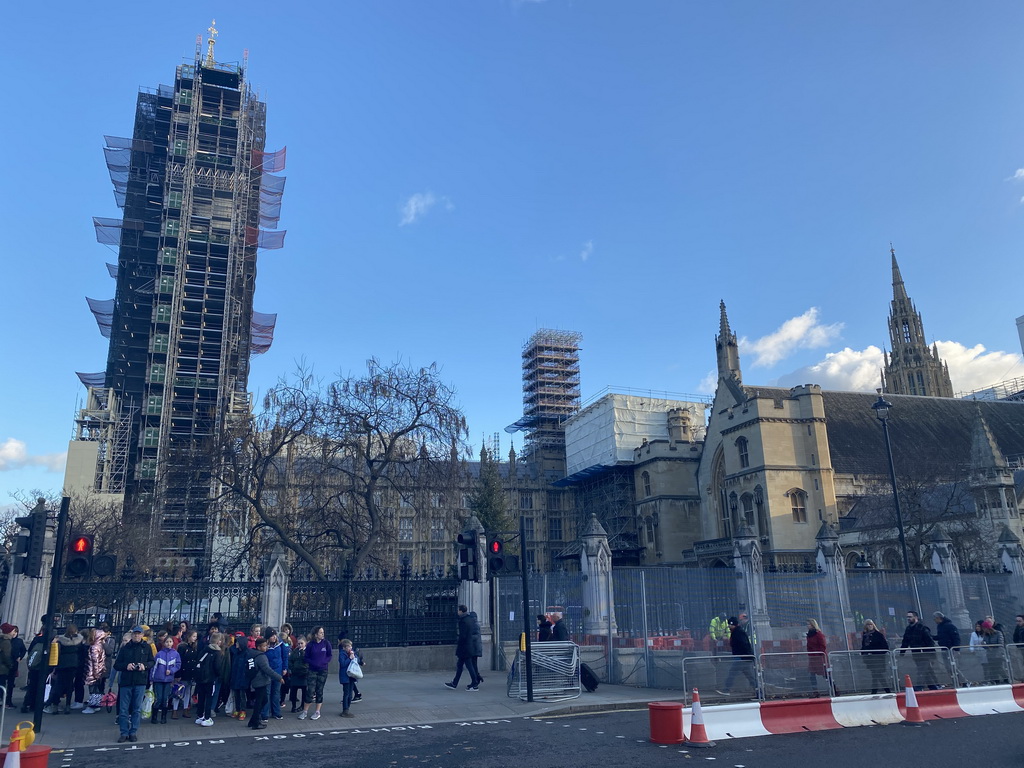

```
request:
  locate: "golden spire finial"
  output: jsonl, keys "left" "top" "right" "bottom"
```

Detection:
{"left": 205, "top": 20, "right": 219, "bottom": 66}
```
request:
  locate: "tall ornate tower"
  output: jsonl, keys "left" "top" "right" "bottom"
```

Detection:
{"left": 881, "top": 248, "right": 953, "bottom": 397}
{"left": 716, "top": 301, "right": 742, "bottom": 383}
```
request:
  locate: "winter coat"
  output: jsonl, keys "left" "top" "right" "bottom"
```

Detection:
{"left": 288, "top": 646, "right": 309, "bottom": 683}
{"left": 729, "top": 625, "right": 753, "bottom": 657}
{"left": 176, "top": 642, "right": 199, "bottom": 681}
{"left": 218, "top": 644, "right": 233, "bottom": 685}
{"left": 265, "top": 642, "right": 288, "bottom": 675}
{"left": 551, "top": 618, "right": 569, "bottom": 642}
{"left": 10, "top": 636, "right": 26, "bottom": 666}
{"left": 861, "top": 629, "right": 889, "bottom": 653}
{"left": 151, "top": 647, "right": 181, "bottom": 683}
{"left": 55, "top": 634, "right": 83, "bottom": 669}
{"left": 0, "top": 635, "right": 12, "bottom": 677}
{"left": 229, "top": 643, "right": 250, "bottom": 690}
{"left": 1014, "top": 625, "right": 1024, "bottom": 645}
{"left": 970, "top": 631, "right": 985, "bottom": 649}
{"left": 935, "top": 619, "right": 961, "bottom": 649}
{"left": 194, "top": 644, "right": 223, "bottom": 685}
{"left": 456, "top": 612, "right": 482, "bottom": 659}
{"left": 806, "top": 629, "right": 827, "bottom": 676}
{"left": 249, "top": 649, "right": 283, "bottom": 689}
{"left": 84, "top": 631, "right": 109, "bottom": 686}
{"left": 900, "top": 621, "right": 935, "bottom": 651}
{"left": 304, "top": 639, "right": 332, "bottom": 672}
{"left": 983, "top": 630, "right": 1005, "bottom": 647}
{"left": 102, "top": 633, "right": 116, "bottom": 676}
{"left": 113, "top": 639, "right": 155, "bottom": 687}
{"left": 537, "top": 620, "right": 552, "bottom": 642}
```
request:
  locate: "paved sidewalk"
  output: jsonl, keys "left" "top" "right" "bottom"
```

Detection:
{"left": 21, "top": 671, "right": 666, "bottom": 749}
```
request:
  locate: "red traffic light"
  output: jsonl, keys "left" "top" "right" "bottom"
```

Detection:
{"left": 71, "top": 536, "right": 92, "bottom": 554}
{"left": 489, "top": 539, "right": 503, "bottom": 555}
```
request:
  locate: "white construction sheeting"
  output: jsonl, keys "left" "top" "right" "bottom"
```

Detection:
{"left": 565, "top": 393, "right": 705, "bottom": 477}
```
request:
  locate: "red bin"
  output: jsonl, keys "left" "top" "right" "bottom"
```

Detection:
{"left": 648, "top": 701, "right": 684, "bottom": 744}
{"left": 2, "top": 746, "right": 52, "bottom": 768}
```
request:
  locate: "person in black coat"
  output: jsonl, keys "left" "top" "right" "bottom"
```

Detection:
{"left": 5, "top": 625, "right": 25, "bottom": 709}
{"left": 536, "top": 615, "right": 552, "bottom": 642}
{"left": 550, "top": 612, "right": 569, "bottom": 642}
{"left": 900, "top": 610, "right": 939, "bottom": 690}
{"left": 444, "top": 606, "right": 482, "bottom": 691}
{"left": 860, "top": 619, "right": 891, "bottom": 694}
{"left": 717, "top": 617, "right": 759, "bottom": 696}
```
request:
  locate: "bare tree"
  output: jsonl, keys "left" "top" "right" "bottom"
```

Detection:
{"left": 214, "top": 360, "right": 468, "bottom": 579}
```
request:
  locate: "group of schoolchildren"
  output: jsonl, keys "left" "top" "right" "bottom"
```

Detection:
{"left": 1, "top": 614, "right": 364, "bottom": 745}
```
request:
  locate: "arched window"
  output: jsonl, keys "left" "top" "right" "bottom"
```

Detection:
{"left": 736, "top": 437, "right": 749, "bottom": 469}
{"left": 712, "top": 448, "right": 728, "bottom": 538}
{"left": 787, "top": 488, "right": 807, "bottom": 523}
{"left": 754, "top": 485, "right": 768, "bottom": 537}
{"left": 740, "top": 493, "right": 755, "bottom": 529}
{"left": 642, "top": 471, "right": 652, "bottom": 498}
{"left": 728, "top": 492, "right": 739, "bottom": 537}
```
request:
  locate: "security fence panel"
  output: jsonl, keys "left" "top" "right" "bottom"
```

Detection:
{"left": 895, "top": 646, "right": 953, "bottom": 689}
{"left": 960, "top": 574, "right": 996, "bottom": 624}
{"left": 910, "top": 573, "right": 943, "bottom": 623}
{"left": 950, "top": 645, "right": 988, "bottom": 686}
{"left": 847, "top": 570, "right": 920, "bottom": 640}
{"left": 494, "top": 571, "right": 586, "bottom": 658}
{"left": 759, "top": 651, "right": 831, "bottom": 699}
{"left": 828, "top": 649, "right": 896, "bottom": 695}
{"left": 762, "top": 570, "right": 850, "bottom": 651}
{"left": 983, "top": 572, "right": 1023, "bottom": 622}
{"left": 1007, "top": 643, "right": 1024, "bottom": 683}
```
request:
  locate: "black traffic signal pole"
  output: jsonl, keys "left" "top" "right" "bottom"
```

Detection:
{"left": 34, "top": 496, "right": 70, "bottom": 735}
{"left": 519, "top": 513, "right": 534, "bottom": 703}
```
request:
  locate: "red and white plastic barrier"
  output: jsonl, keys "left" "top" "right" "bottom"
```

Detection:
{"left": 677, "top": 683, "right": 1024, "bottom": 740}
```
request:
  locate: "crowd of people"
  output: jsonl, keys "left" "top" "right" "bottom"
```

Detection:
{"left": 0, "top": 614, "right": 365, "bottom": 744}
{"left": 707, "top": 609, "right": 1024, "bottom": 697}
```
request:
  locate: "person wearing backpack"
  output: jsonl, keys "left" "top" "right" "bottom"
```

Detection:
{"left": 247, "top": 636, "right": 283, "bottom": 730}
{"left": 43, "top": 624, "right": 83, "bottom": 714}
{"left": 193, "top": 632, "right": 223, "bottom": 727}
{"left": 21, "top": 617, "right": 51, "bottom": 714}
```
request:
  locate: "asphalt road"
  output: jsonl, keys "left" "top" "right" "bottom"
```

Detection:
{"left": 60, "top": 708, "right": 1022, "bottom": 767}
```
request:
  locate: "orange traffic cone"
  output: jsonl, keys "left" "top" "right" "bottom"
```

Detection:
{"left": 903, "top": 674, "right": 924, "bottom": 726}
{"left": 6, "top": 728, "right": 22, "bottom": 768}
{"left": 685, "top": 688, "right": 716, "bottom": 748}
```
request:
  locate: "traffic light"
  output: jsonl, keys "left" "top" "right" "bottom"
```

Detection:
{"left": 12, "top": 507, "right": 47, "bottom": 578}
{"left": 487, "top": 537, "right": 504, "bottom": 573}
{"left": 66, "top": 534, "right": 94, "bottom": 578}
{"left": 92, "top": 554, "right": 118, "bottom": 578}
{"left": 457, "top": 529, "right": 478, "bottom": 581}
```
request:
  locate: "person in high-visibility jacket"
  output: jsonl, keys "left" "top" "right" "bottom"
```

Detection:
{"left": 709, "top": 613, "right": 730, "bottom": 655}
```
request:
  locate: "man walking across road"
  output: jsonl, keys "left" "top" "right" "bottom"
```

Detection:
{"left": 113, "top": 626, "right": 154, "bottom": 743}
{"left": 444, "top": 605, "right": 482, "bottom": 691}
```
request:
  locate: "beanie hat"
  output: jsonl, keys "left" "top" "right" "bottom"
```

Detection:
{"left": 982, "top": 620, "right": 994, "bottom": 629}
{"left": 0, "top": 624, "right": 14, "bottom": 634}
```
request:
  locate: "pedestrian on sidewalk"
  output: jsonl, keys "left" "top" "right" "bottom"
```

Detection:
{"left": 175, "top": 629, "right": 199, "bottom": 719}
{"left": 82, "top": 627, "right": 109, "bottom": 714}
{"left": 113, "top": 626, "right": 154, "bottom": 743}
{"left": 805, "top": 619, "right": 829, "bottom": 695}
{"left": 262, "top": 628, "right": 288, "bottom": 720}
{"left": 288, "top": 636, "right": 309, "bottom": 713}
{"left": 339, "top": 639, "right": 358, "bottom": 718}
{"left": 44, "top": 624, "right": 82, "bottom": 714}
{"left": 717, "top": 616, "right": 759, "bottom": 698}
{"left": 900, "top": 610, "right": 939, "bottom": 690}
{"left": 337, "top": 630, "right": 364, "bottom": 703}
{"left": 193, "top": 632, "right": 223, "bottom": 726}
{"left": 445, "top": 605, "right": 482, "bottom": 691}
{"left": 150, "top": 635, "right": 180, "bottom": 724}
{"left": 5, "top": 625, "right": 24, "bottom": 709}
{"left": 860, "top": 619, "right": 891, "bottom": 694}
{"left": 21, "top": 617, "right": 51, "bottom": 715}
{"left": 536, "top": 615, "right": 552, "bottom": 642}
{"left": 229, "top": 632, "right": 250, "bottom": 719}
{"left": 550, "top": 611, "right": 569, "bottom": 642}
{"left": 301, "top": 626, "right": 330, "bottom": 721}
{"left": 248, "top": 636, "right": 283, "bottom": 730}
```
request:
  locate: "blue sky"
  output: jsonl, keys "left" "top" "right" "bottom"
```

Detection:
{"left": 3, "top": 1, "right": 1024, "bottom": 510}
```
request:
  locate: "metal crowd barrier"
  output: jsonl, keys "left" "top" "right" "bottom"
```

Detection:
{"left": 507, "top": 641, "right": 581, "bottom": 702}
{"left": 681, "top": 654, "right": 760, "bottom": 704}
{"left": 759, "top": 651, "right": 832, "bottom": 699}
{"left": 828, "top": 649, "right": 896, "bottom": 695}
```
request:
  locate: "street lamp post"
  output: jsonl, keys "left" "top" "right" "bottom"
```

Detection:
{"left": 871, "top": 394, "right": 911, "bottom": 574}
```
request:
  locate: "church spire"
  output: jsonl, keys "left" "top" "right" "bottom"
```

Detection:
{"left": 716, "top": 300, "right": 742, "bottom": 383}
{"left": 880, "top": 247, "right": 954, "bottom": 398}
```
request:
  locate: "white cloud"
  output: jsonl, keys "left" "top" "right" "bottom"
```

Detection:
{"left": 399, "top": 191, "right": 452, "bottom": 226}
{"left": 776, "top": 346, "right": 885, "bottom": 391}
{"left": 1013, "top": 169, "right": 1024, "bottom": 180}
{"left": 0, "top": 438, "right": 66, "bottom": 473}
{"left": 697, "top": 369, "right": 718, "bottom": 394}
{"left": 580, "top": 240, "right": 593, "bottom": 262}
{"left": 741, "top": 308, "right": 844, "bottom": 368}
{"left": 773, "top": 341, "right": 1022, "bottom": 394}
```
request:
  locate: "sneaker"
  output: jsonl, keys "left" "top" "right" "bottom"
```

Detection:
{"left": 310, "top": 711, "right": 320, "bottom": 720}
{"left": 443, "top": 682, "right": 457, "bottom": 690}
{"left": 42, "top": 706, "right": 55, "bottom": 715}
{"left": 256, "top": 723, "right": 268, "bottom": 729}
{"left": 71, "top": 702, "right": 85, "bottom": 710}
{"left": 352, "top": 694, "right": 362, "bottom": 702}
{"left": 273, "top": 715, "right": 283, "bottom": 720}
{"left": 200, "top": 718, "right": 214, "bottom": 727}
{"left": 467, "top": 685, "right": 479, "bottom": 691}
{"left": 236, "top": 711, "right": 246, "bottom": 720}
{"left": 82, "top": 707, "right": 97, "bottom": 714}
{"left": 195, "top": 717, "right": 205, "bottom": 724}
{"left": 341, "top": 711, "right": 354, "bottom": 718}
{"left": 297, "top": 710, "right": 307, "bottom": 720}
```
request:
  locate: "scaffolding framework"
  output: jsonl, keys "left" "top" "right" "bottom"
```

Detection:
{"left": 507, "top": 329, "right": 582, "bottom": 457}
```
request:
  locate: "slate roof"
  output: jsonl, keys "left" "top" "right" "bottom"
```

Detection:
{"left": 740, "top": 386, "right": 1024, "bottom": 478}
